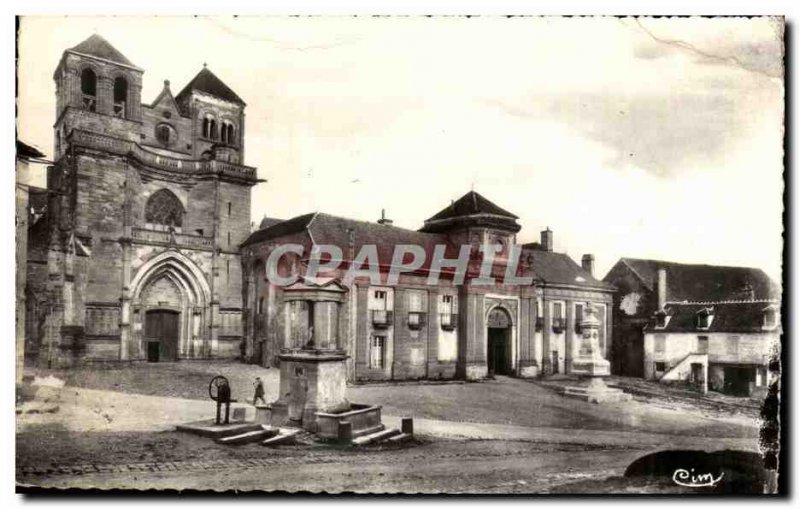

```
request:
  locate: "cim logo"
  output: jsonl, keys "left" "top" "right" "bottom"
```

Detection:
{"left": 672, "top": 468, "right": 725, "bottom": 488}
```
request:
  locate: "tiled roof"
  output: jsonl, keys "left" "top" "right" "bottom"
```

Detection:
{"left": 242, "top": 212, "right": 454, "bottom": 269}
{"left": 69, "top": 34, "right": 135, "bottom": 67}
{"left": 16, "top": 140, "right": 45, "bottom": 160}
{"left": 258, "top": 216, "right": 285, "bottom": 230}
{"left": 241, "top": 212, "right": 317, "bottom": 246}
{"left": 308, "top": 213, "right": 440, "bottom": 251}
{"left": 425, "top": 191, "right": 519, "bottom": 221}
{"left": 618, "top": 258, "right": 779, "bottom": 302}
{"left": 644, "top": 300, "right": 780, "bottom": 333}
{"left": 175, "top": 67, "right": 246, "bottom": 106}
{"left": 421, "top": 191, "right": 521, "bottom": 233}
{"left": 524, "top": 248, "right": 614, "bottom": 290}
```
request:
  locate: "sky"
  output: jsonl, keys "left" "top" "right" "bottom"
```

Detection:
{"left": 16, "top": 15, "right": 785, "bottom": 281}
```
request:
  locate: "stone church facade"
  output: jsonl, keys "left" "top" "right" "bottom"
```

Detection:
{"left": 26, "top": 35, "right": 258, "bottom": 367}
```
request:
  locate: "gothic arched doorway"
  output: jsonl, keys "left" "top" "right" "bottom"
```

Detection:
{"left": 129, "top": 250, "right": 212, "bottom": 361}
{"left": 487, "top": 306, "right": 513, "bottom": 376}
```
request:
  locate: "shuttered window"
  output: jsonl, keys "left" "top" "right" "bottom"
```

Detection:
{"left": 370, "top": 336, "right": 385, "bottom": 369}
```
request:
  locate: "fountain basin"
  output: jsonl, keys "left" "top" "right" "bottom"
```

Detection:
{"left": 315, "top": 403, "right": 384, "bottom": 440}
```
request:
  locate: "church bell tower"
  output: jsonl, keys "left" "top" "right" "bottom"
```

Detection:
{"left": 52, "top": 34, "right": 144, "bottom": 160}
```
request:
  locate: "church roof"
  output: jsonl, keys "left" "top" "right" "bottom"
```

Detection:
{"left": 175, "top": 67, "right": 246, "bottom": 106}
{"left": 614, "top": 258, "right": 779, "bottom": 303}
{"left": 68, "top": 34, "right": 136, "bottom": 67}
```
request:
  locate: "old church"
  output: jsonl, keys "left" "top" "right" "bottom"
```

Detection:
{"left": 26, "top": 35, "right": 259, "bottom": 367}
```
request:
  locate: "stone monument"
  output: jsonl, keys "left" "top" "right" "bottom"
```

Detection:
{"left": 564, "top": 303, "right": 631, "bottom": 403}
{"left": 268, "top": 277, "right": 352, "bottom": 431}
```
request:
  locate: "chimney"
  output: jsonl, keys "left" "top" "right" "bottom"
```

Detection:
{"left": 581, "top": 254, "right": 595, "bottom": 276}
{"left": 540, "top": 228, "right": 553, "bottom": 252}
{"left": 656, "top": 267, "right": 667, "bottom": 310}
{"left": 377, "top": 208, "right": 393, "bottom": 226}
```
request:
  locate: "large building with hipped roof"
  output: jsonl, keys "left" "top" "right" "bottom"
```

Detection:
{"left": 26, "top": 34, "right": 259, "bottom": 367}
{"left": 241, "top": 191, "right": 616, "bottom": 382}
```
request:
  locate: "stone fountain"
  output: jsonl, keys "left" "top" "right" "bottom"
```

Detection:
{"left": 268, "top": 277, "right": 384, "bottom": 440}
{"left": 563, "top": 303, "right": 631, "bottom": 403}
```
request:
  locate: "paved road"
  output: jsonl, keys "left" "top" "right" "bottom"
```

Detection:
{"left": 17, "top": 371, "right": 762, "bottom": 493}
{"left": 17, "top": 439, "right": 650, "bottom": 494}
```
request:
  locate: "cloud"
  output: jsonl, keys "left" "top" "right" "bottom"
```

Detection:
{"left": 483, "top": 68, "right": 781, "bottom": 178}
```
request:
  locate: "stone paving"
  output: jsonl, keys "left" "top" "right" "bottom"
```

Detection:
{"left": 16, "top": 440, "right": 628, "bottom": 480}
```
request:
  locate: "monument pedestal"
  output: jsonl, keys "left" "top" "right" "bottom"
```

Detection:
{"left": 563, "top": 303, "right": 631, "bottom": 404}
{"left": 563, "top": 375, "right": 632, "bottom": 403}
{"left": 268, "top": 276, "right": 387, "bottom": 439}
{"left": 269, "top": 349, "right": 351, "bottom": 432}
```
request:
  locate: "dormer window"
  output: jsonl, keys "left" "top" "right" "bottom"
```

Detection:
{"left": 655, "top": 311, "right": 666, "bottom": 328}
{"left": 654, "top": 309, "right": 670, "bottom": 329}
{"left": 696, "top": 307, "right": 714, "bottom": 330}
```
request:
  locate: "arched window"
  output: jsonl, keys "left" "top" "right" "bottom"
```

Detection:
{"left": 156, "top": 124, "right": 173, "bottom": 146}
{"left": 226, "top": 123, "right": 235, "bottom": 145}
{"left": 145, "top": 189, "right": 185, "bottom": 229}
{"left": 113, "top": 77, "right": 128, "bottom": 118}
{"left": 202, "top": 115, "right": 218, "bottom": 139}
{"left": 80, "top": 68, "right": 97, "bottom": 112}
{"left": 220, "top": 121, "right": 228, "bottom": 144}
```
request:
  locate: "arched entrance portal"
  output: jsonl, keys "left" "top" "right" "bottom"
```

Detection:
{"left": 487, "top": 307, "right": 513, "bottom": 376}
{"left": 129, "top": 250, "right": 212, "bottom": 361}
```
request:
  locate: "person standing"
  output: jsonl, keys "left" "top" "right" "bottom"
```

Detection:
{"left": 216, "top": 379, "right": 232, "bottom": 425}
{"left": 253, "top": 376, "right": 266, "bottom": 406}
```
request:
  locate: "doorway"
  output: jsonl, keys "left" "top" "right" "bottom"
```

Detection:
{"left": 724, "top": 366, "right": 756, "bottom": 396}
{"left": 145, "top": 310, "right": 179, "bottom": 362}
{"left": 487, "top": 327, "right": 510, "bottom": 376}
